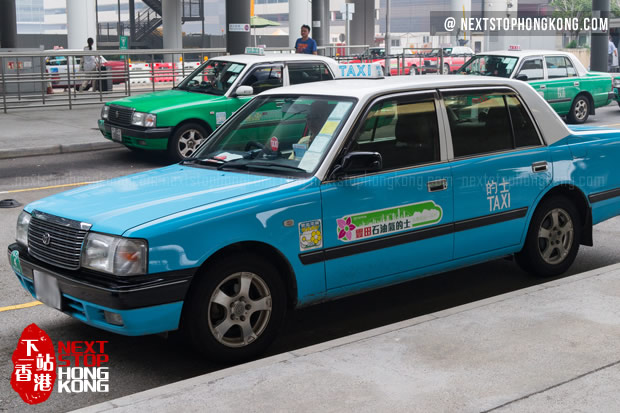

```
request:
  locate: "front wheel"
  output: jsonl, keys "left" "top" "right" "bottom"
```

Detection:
{"left": 184, "top": 253, "right": 287, "bottom": 362}
{"left": 516, "top": 196, "right": 581, "bottom": 277}
{"left": 567, "top": 95, "right": 589, "bottom": 124}
{"left": 168, "top": 122, "right": 210, "bottom": 162}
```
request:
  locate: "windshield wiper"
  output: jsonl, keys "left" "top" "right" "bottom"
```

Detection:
{"left": 247, "top": 162, "right": 307, "bottom": 172}
{"left": 217, "top": 159, "right": 306, "bottom": 173}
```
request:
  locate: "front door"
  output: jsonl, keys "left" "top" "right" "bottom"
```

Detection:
{"left": 442, "top": 88, "right": 552, "bottom": 259}
{"left": 321, "top": 92, "right": 454, "bottom": 290}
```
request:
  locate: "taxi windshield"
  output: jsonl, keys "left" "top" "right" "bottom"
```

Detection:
{"left": 177, "top": 60, "right": 245, "bottom": 95}
{"left": 190, "top": 95, "right": 356, "bottom": 175}
{"left": 457, "top": 55, "right": 519, "bottom": 78}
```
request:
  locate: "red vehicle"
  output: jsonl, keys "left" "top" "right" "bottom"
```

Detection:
{"left": 45, "top": 52, "right": 127, "bottom": 88}
{"left": 418, "top": 46, "right": 474, "bottom": 75}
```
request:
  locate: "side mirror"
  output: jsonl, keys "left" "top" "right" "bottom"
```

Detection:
{"left": 332, "top": 152, "right": 382, "bottom": 179}
{"left": 234, "top": 85, "right": 254, "bottom": 97}
{"left": 515, "top": 73, "right": 528, "bottom": 81}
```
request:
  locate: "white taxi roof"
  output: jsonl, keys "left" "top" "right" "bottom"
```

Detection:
{"left": 473, "top": 49, "right": 590, "bottom": 77}
{"left": 262, "top": 75, "right": 572, "bottom": 145}
{"left": 213, "top": 53, "right": 337, "bottom": 65}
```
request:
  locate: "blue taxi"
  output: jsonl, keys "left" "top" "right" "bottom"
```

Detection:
{"left": 9, "top": 68, "right": 620, "bottom": 361}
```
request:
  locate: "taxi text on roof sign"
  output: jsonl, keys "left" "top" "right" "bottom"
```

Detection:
{"left": 244, "top": 47, "right": 265, "bottom": 55}
{"left": 508, "top": 45, "right": 521, "bottom": 51}
{"left": 337, "top": 63, "right": 384, "bottom": 79}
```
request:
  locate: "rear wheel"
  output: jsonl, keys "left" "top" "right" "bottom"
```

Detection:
{"left": 567, "top": 95, "right": 589, "bottom": 124}
{"left": 184, "top": 253, "right": 287, "bottom": 362}
{"left": 168, "top": 122, "right": 210, "bottom": 162}
{"left": 516, "top": 196, "right": 581, "bottom": 277}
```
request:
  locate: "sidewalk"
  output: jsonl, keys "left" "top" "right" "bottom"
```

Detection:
{"left": 76, "top": 263, "right": 620, "bottom": 413}
{"left": 0, "top": 105, "right": 118, "bottom": 159}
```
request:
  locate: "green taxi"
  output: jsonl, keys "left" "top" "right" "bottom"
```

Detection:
{"left": 457, "top": 49, "right": 614, "bottom": 124}
{"left": 99, "top": 52, "right": 339, "bottom": 161}
{"left": 613, "top": 76, "right": 620, "bottom": 107}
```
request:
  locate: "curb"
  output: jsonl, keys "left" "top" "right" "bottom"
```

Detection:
{"left": 72, "top": 262, "right": 620, "bottom": 413}
{"left": 0, "top": 142, "right": 120, "bottom": 160}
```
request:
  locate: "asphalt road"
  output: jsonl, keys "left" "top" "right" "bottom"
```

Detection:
{"left": 2, "top": 104, "right": 620, "bottom": 412}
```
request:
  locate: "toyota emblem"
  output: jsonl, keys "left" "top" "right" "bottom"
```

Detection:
{"left": 42, "top": 232, "right": 51, "bottom": 246}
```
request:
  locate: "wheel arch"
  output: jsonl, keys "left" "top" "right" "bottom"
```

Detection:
{"left": 528, "top": 183, "right": 593, "bottom": 246}
{"left": 184, "top": 241, "right": 299, "bottom": 311}
{"left": 574, "top": 91, "right": 595, "bottom": 115}
{"left": 171, "top": 118, "right": 215, "bottom": 138}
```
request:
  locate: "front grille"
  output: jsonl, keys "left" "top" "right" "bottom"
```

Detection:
{"left": 108, "top": 105, "right": 134, "bottom": 126}
{"left": 28, "top": 212, "right": 89, "bottom": 271}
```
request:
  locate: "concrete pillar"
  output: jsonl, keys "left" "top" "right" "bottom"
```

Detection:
{"left": 226, "top": 0, "right": 251, "bottom": 55}
{"left": 591, "top": 0, "right": 610, "bottom": 72}
{"left": 350, "top": 0, "right": 374, "bottom": 48}
{"left": 311, "top": 0, "right": 329, "bottom": 47}
{"left": 66, "top": 0, "right": 97, "bottom": 49}
{"left": 288, "top": 0, "right": 311, "bottom": 49}
{"left": 162, "top": 0, "right": 183, "bottom": 51}
{"left": 0, "top": 0, "right": 18, "bottom": 48}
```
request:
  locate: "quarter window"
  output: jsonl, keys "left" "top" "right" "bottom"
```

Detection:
{"left": 288, "top": 63, "right": 333, "bottom": 85}
{"left": 348, "top": 95, "right": 440, "bottom": 171}
{"left": 565, "top": 57, "right": 577, "bottom": 77}
{"left": 445, "top": 92, "right": 540, "bottom": 157}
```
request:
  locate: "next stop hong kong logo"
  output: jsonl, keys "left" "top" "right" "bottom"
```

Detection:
{"left": 11, "top": 323, "right": 110, "bottom": 405}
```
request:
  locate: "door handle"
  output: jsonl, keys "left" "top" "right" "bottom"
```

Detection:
{"left": 539, "top": 85, "right": 546, "bottom": 89}
{"left": 532, "top": 161, "right": 548, "bottom": 173}
{"left": 428, "top": 179, "right": 448, "bottom": 192}
{"left": 574, "top": 81, "right": 579, "bottom": 87}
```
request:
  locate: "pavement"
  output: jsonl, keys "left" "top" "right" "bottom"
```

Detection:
{"left": 0, "top": 105, "right": 118, "bottom": 160}
{"left": 75, "top": 263, "right": 620, "bottom": 413}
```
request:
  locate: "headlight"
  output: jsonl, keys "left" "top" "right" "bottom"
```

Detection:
{"left": 614, "top": 79, "right": 620, "bottom": 88}
{"left": 101, "top": 105, "right": 109, "bottom": 120}
{"left": 82, "top": 233, "right": 148, "bottom": 276}
{"left": 16, "top": 211, "right": 31, "bottom": 246}
{"left": 131, "top": 111, "right": 156, "bottom": 127}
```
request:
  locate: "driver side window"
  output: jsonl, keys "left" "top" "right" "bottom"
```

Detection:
{"left": 242, "top": 65, "right": 283, "bottom": 95}
{"left": 516, "top": 58, "right": 543, "bottom": 81}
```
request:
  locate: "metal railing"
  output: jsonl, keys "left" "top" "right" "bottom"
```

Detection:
{"left": 0, "top": 48, "right": 227, "bottom": 113}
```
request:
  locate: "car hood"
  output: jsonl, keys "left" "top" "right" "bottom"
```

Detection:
{"left": 108, "top": 89, "right": 225, "bottom": 113}
{"left": 25, "top": 166, "right": 292, "bottom": 235}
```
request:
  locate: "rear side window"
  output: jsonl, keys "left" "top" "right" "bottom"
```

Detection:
{"left": 565, "top": 57, "right": 577, "bottom": 77}
{"left": 288, "top": 63, "right": 333, "bottom": 85}
{"left": 444, "top": 92, "right": 540, "bottom": 157}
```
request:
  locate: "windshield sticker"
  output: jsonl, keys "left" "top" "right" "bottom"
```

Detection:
{"left": 297, "top": 151, "right": 321, "bottom": 171}
{"left": 215, "top": 152, "right": 243, "bottom": 161}
{"left": 487, "top": 178, "right": 511, "bottom": 212}
{"left": 319, "top": 120, "right": 339, "bottom": 136}
{"left": 328, "top": 101, "right": 352, "bottom": 119}
{"left": 337, "top": 201, "right": 443, "bottom": 242}
{"left": 307, "top": 134, "right": 330, "bottom": 154}
{"left": 299, "top": 220, "right": 323, "bottom": 251}
{"left": 216, "top": 112, "right": 227, "bottom": 124}
{"left": 229, "top": 64, "right": 244, "bottom": 73}
{"left": 292, "top": 143, "right": 307, "bottom": 159}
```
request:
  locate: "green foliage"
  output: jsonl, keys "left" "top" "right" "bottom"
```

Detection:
{"left": 566, "top": 39, "right": 578, "bottom": 48}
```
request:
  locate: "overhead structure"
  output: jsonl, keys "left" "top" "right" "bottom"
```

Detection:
{"left": 226, "top": 0, "right": 251, "bottom": 55}
{"left": 162, "top": 0, "right": 183, "bottom": 52}
{"left": 311, "top": 0, "right": 329, "bottom": 47}
{"left": 349, "top": 0, "right": 374, "bottom": 48}
{"left": 0, "top": 0, "right": 17, "bottom": 48}
{"left": 288, "top": 0, "right": 312, "bottom": 49}
{"left": 66, "top": 0, "right": 97, "bottom": 49}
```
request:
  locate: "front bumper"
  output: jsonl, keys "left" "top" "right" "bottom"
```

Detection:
{"left": 99, "top": 119, "right": 171, "bottom": 150}
{"left": 614, "top": 88, "right": 620, "bottom": 102}
{"left": 8, "top": 243, "right": 194, "bottom": 336}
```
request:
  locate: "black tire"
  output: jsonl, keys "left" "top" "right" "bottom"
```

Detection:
{"left": 184, "top": 253, "right": 287, "bottom": 362}
{"left": 567, "top": 95, "right": 590, "bottom": 124}
{"left": 167, "top": 122, "right": 210, "bottom": 162}
{"left": 515, "top": 196, "right": 581, "bottom": 277}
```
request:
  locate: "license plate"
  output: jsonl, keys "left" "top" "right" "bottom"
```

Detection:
{"left": 111, "top": 127, "right": 122, "bottom": 142}
{"left": 34, "top": 270, "right": 62, "bottom": 310}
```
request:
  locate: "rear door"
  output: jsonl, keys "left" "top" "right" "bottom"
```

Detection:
{"left": 543, "top": 55, "right": 575, "bottom": 115}
{"left": 442, "top": 87, "right": 552, "bottom": 259}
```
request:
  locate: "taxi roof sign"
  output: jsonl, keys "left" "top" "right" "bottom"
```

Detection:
{"left": 337, "top": 63, "right": 384, "bottom": 79}
{"left": 245, "top": 47, "right": 265, "bottom": 55}
{"left": 508, "top": 45, "right": 521, "bottom": 51}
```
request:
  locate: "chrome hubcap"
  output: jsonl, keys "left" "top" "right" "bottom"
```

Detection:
{"left": 538, "top": 208, "right": 574, "bottom": 265}
{"left": 178, "top": 129, "right": 205, "bottom": 158}
{"left": 574, "top": 100, "right": 587, "bottom": 121}
{"left": 208, "top": 272, "right": 272, "bottom": 348}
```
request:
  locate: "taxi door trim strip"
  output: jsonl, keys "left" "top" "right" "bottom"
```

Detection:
{"left": 299, "top": 207, "right": 529, "bottom": 265}
{"left": 588, "top": 187, "right": 620, "bottom": 203}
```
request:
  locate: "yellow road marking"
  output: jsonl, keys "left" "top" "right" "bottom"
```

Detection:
{"left": 0, "top": 181, "right": 100, "bottom": 195}
{"left": 0, "top": 301, "right": 42, "bottom": 313}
